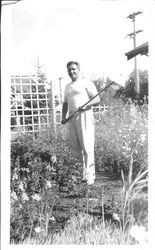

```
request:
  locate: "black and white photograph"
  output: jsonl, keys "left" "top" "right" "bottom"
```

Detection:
{"left": 1, "top": 0, "right": 155, "bottom": 248}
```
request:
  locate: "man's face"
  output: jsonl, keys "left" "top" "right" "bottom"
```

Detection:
{"left": 67, "top": 64, "right": 80, "bottom": 81}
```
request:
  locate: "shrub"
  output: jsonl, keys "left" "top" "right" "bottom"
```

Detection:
{"left": 95, "top": 99, "right": 148, "bottom": 178}
{"left": 10, "top": 132, "right": 84, "bottom": 243}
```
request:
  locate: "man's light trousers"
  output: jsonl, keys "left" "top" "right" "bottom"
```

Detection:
{"left": 68, "top": 109, "right": 95, "bottom": 184}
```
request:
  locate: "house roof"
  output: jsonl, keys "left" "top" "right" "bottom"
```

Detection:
{"left": 125, "top": 42, "right": 148, "bottom": 60}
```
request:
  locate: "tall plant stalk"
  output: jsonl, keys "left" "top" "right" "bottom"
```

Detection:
{"left": 102, "top": 186, "right": 105, "bottom": 229}
{"left": 120, "top": 152, "right": 148, "bottom": 243}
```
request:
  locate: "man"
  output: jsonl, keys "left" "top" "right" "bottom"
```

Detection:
{"left": 61, "top": 61, "right": 100, "bottom": 185}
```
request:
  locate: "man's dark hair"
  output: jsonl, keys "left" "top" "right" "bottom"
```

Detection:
{"left": 66, "top": 61, "right": 80, "bottom": 69}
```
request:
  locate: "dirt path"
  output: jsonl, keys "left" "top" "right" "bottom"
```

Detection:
{"left": 87, "top": 176, "right": 123, "bottom": 206}
{"left": 50, "top": 176, "right": 124, "bottom": 231}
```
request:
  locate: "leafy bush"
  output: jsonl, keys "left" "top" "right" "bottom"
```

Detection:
{"left": 10, "top": 132, "right": 84, "bottom": 243}
{"left": 11, "top": 132, "right": 83, "bottom": 192}
{"left": 95, "top": 98, "right": 148, "bottom": 178}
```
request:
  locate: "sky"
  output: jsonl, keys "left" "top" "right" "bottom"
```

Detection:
{"left": 2, "top": 0, "right": 154, "bottom": 88}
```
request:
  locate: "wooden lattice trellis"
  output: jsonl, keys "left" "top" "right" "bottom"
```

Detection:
{"left": 11, "top": 75, "right": 108, "bottom": 139}
{"left": 50, "top": 77, "right": 63, "bottom": 131}
{"left": 11, "top": 75, "right": 51, "bottom": 138}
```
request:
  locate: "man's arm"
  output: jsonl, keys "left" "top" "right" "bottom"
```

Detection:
{"left": 61, "top": 102, "right": 68, "bottom": 124}
{"left": 86, "top": 95, "right": 100, "bottom": 108}
{"left": 85, "top": 81, "right": 100, "bottom": 109}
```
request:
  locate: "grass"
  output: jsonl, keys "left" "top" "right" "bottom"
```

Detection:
{"left": 21, "top": 212, "right": 135, "bottom": 245}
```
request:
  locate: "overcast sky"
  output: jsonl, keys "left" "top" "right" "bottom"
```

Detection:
{"left": 2, "top": 0, "right": 154, "bottom": 87}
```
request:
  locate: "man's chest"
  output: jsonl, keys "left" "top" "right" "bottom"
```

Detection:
{"left": 67, "top": 83, "right": 87, "bottom": 98}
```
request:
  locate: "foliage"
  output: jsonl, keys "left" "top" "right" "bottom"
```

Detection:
{"left": 92, "top": 76, "right": 121, "bottom": 105}
{"left": 95, "top": 98, "right": 148, "bottom": 178}
{"left": 11, "top": 132, "right": 85, "bottom": 243}
{"left": 130, "top": 69, "right": 148, "bottom": 96}
{"left": 10, "top": 98, "right": 148, "bottom": 244}
{"left": 115, "top": 78, "right": 137, "bottom": 101}
{"left": 120, "top": 154, "right": 148, "bottom": 243}
{"left": 115, "top": 70, "right": 148, "bottom": 101}
{"left": 11, "top": 133, "right": 83, "bottom": 195}
{"left": 21, "top": 212, "right": 136, "bottom": 245}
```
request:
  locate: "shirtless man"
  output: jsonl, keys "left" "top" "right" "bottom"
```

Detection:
{"left": 61, "top": 61, "right": 100, "bottom": 185}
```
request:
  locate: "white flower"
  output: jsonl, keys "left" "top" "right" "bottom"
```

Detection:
{"left": 89, "top": 198, "right": 98, "bottom": 202}
{"left": 140, "top": 134, "right": 146, "bottom": 143}
{"left": 12, "top": 173, "right": 18, "bottom": 180}
{"left": 22, "top": 192, "right": 29, "bottom": 201}
{"left": 130, "top": 225, "right": 148, "bottom": 244}
{"left": 47, "top": 163, "right": 51, "bottom": 170}
{"left": 130, "top": 106, "right": 137, "bottom": 117}
{"left": 46, "top": 181, "right": 52, "bottom": 189}
{"left": 11, "top": 191, "right": 18, "bottom": 201}
{"left": 134, "top": 149, "right": 138, "bottom": 154}
{"left": 19, "top": 204, "right": 22, "bottom": 209}
{"left": 113, "top": 201, "right": 118, "bottom": 206}
{"left": 113, "top": 213, "right": 120, "bottom": 221}
{"left": 32, "top": 194, "right": 41, "bottom": 201}
{"left": 34, "top": 227, "right": 43, "bottom": 233}
{"left": 25, "top": 168, "right": 30, "bottom": 173}
{"left": 19, "top": 181, "right": 24, "bottom": 191}
{"left": 49, "top": 216, "right": 55, "bottom": 221}
{"left": 122, "top": 142, "right": 131, "bottom": 152}
{"left": 72, "top": 176, "right": 76, "bottom": 181}
{"left": 51, "top": 155, "right": 57, "bottom": 163}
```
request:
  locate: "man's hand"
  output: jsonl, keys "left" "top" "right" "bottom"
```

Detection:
{"left": 78, "top": 106, "right": 89, "bottom": 112}
{"left": 61, "top": 102, "right": 68, "bottom": 124}
{"left": 78, "top": 106, "right": 85, "bottom": 112}
{"left": 61, "top": 118, "right": 67, "bottom": 124}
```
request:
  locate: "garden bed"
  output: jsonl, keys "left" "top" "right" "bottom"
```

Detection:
{"left": 10, "top": 99, "right": 148, "bottom": 244}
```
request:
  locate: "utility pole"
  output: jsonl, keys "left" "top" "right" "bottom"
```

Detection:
{"left": 127, "top": 11, "right": 143, "bottom": 95}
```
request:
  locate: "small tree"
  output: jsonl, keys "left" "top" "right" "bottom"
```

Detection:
{"left": 92, "top": 76, "right": 122, "bottom": 105}
{"left": 23, "top": 59, "right": 49, "bottom": 128}
{"left": 91, "top": 76, "right": 106, "bottom": 105}
{"left": 115, "top": 70, "right": 148, "bottom": 103}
